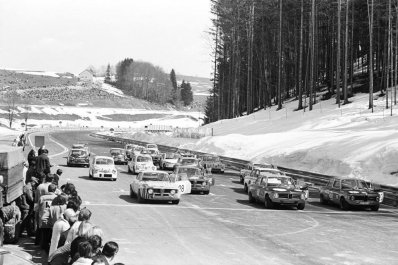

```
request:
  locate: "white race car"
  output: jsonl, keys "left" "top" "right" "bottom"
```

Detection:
{"left": 128, "top": 154, "right": 156, "bottom": 174}
{"left": 129, "top": 171, "right": 182, "bottom": 204}
{"left": 89, "top": 156, "right": 117, "bottom": 181}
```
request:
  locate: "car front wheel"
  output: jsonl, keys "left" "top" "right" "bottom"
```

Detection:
{"left": 297, "top": 203, "right": 305, "bottom": 210}
{"left": 172, "top": 199, "right": 180, "bottom": 205}
{"left": 137, "top": 191, "right": 144, "bottom": 203}
{"left": 264, "top": 195, "right": 274, "bottom": 209}
{"left": 340, "top": 197, "right": 350, "bottom": 210}
{"left": 248, "top": 192, "right": 255, "bottom": 203}
{"left": 320, "top": 194, "right": 328, "bottom": 205}
{"left": 370, "top": 205, "right": 379, "bottom": 211}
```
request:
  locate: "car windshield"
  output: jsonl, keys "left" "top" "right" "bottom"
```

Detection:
{"left": 147, "top": 144, "right": 157, "bottom": 149}
{"left": 255, "top": 163, "right": 273, "bottom": 169}
{"left": 165, "top": 153, "right": 176, "bottom": 159}
{"left": 181, "top": 159, "right": 197, "bottom": 165}
{"left": 72, "top": 144, "right": 85, "bottom": 149}
{"left": 71, "top": 150, "right": 87, "bottom": 156}
{"left": 142, "top": 173, "right": 170, "bottom": 181}
{"left": 341, "top": 179, "right": 368, "bottom": 189}
{"left": 178, "top": 167, "right": 201, "bottom": 176}
{"left": 267, "top": 176, "right": 294, "bottom": 187}
{"left": 134, "top": 147, "right": 144, "bottom": 152}
{"left": 148, "top": 150, "right": 157, "bottom": 154}
{"left": 137, "top": 156, "right": 151, "bottom": 162}
{"left": 95, "top": 158, "right": 113, "bottom": 165}
{"left": 206, "top": 157, "right": 220, "bottom": 162}
{"left": 111, "top": 149, "right": 124, "bottom": 155}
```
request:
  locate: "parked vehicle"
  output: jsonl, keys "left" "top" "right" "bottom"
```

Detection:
{"left": 129, "top": 171, "right": 181, "bottom": 204}
{"left": 319, "top": 177, "right": 381, "bottom": 211}
{"left": 240, "top": 162, "right": 276, "bottom": 184}
{"left": 128, "top": 154, "right": 156, "bottom": 174}
{"left": 89, "top": 156, "right": 117, "bottom": 181}
{"left": 248, "top": 173, "right": 306, "bottom": 210}
{"left": 145, "top": 143, "right": 158, "bottom": 151}
{"left": 110, "top": 148, "right": 128, "bottom": 165}
{"left": 66, "top": 149, "right": 90, "bottom": 167}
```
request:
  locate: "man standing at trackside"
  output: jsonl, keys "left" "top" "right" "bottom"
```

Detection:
{"left": 17, "top": 177, "right": 39, "bottom": 237}
{"left": 36, "top": 149, "right": 51, "bottom": 182}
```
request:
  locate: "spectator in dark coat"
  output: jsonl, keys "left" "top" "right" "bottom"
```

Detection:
{"left": 18, "top": 177, "right": 38, "bottom": 237}
{"left": 36, "top": 149, "right": 51, "bottom": 182}
{"left": 27, "top": 149, "right": 36, "bottom": 166}
{"left": 25, "top": 160, "right": 37, "bottom": 184}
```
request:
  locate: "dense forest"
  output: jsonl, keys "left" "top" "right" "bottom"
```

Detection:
{"left": 205, "top": 0, "right": 398, "bottom": 124}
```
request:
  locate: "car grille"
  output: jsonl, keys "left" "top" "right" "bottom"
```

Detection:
{"left": 152, "top": 189, "right": 175, "bottom": 196}
{"left": 190, "top": 180, "right": 205, "bottom": 185}
{"left": 279, "top": 193, "right": 301, "bottom": 199}
{"left": 353, "top": 195, "right": 377, "bottom": 201}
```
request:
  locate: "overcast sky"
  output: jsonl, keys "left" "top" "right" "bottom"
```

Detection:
{"left": 0, "top": 0, "right": 213, "bottom": 77}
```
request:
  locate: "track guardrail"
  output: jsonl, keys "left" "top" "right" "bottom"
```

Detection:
{"left": 89, "top": 132, "right": 398, "bottom": 208}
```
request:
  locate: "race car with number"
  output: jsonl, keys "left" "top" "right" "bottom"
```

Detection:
{"left": 128, "top": 154, "right": 157, "bottom": 175}
{"left": 172, "top": 165, "right": 214, "bottom": 194}
{"left": 110, "top": 148, "right": 128, "bottom": 165}
{"left": 239, "top": 162, "right": 276, "bottom": 184}
{"left": 159, "top": 152, "right": 180, "bottom": 170}
{"left": 244, "top": 168, "right": 283, "bottom": 193}
{"left": 199, "top": 155, "right": 225, "bottom": 173}
{"left": 248, "top": 172, "right": 306, "bottom": 210}
{"left": 129, "top": 171, "right": 181, "bottom": 204}
{"left": 66, "top": 149, "right": 90, "bottom": 167}
{"left": 319, "top": 177, "right": 381, "bottom": 211}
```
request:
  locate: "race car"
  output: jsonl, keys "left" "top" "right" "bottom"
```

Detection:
{"left": 319, "top": 177, "right": 381, "bottom": 211}
{"left": 172, "top": 165, "right": 214, "bottom": 194}
{"left": 125, "top": 144, "right": 138, "bottom": 159}
{"left": 199, "top": 155, "right": 225, "bottom": 173}
{"left": 159, "top": 152, "right": 180, "bottom": 170}
{"left": 71, "top": 143, "right": 89, "bottom": 153}
{"left": 128, "top": 154, "right": 156, "bottom": 174}
{"left": 244, "top": 168, "right": 283, "bottom": 193}
{"left": 240, "top": 162, "right": 276, "bottom": 184}
{"left": 129, "top": 171, "right": 181, "bottom": 204}
{"left": 173, "top": 157, "right": 202, "bottom": 170}
{"left": 248, "top": 172, "right": 306, "bottom": 210}
{"left": 66, "top": 149, "right": 90, "bottom": 167}
{"left": 89, "top": 156, "right": 117, "bottom": 181}
{"left": 110, "top": 148, "right": 128, "bottom": 165}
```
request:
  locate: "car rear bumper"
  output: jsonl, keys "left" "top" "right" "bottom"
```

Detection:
{"left": 93, "top": 173, "right": 117, "bottom": 179}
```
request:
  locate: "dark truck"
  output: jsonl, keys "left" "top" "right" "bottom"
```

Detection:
{"left": 0, "top": 145, "right": 26, "bottom": 244}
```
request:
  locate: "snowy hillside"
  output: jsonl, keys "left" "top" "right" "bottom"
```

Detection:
{"left": 117, "top": 92, "right": 398, "bottom": 187}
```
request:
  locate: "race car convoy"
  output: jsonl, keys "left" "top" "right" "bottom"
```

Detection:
{"left": 80, "top": 141, "right": 384, "bottom": 211}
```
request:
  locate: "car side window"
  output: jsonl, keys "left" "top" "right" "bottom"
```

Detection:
{"left": 327, "top": 180, "right": 334, "bottom": 187}
{"left": 261, "top": 177, "right": 267, "bottom": 185}
{"left": 255, "top": 177, "right": 261, "bottom": 185}
{"left": 333, "top": 180, "right": 340, "bottom": 189}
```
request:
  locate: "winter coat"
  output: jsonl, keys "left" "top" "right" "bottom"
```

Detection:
{"left": 17, "top": 183, "right": 34, "bottom": 211}
{"left": 36, "top": 153, "right": 51, "bottom": 175}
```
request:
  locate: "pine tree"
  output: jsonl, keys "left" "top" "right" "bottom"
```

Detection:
{"left": 105, "top": 63, "right": 111, "bottom": 84}
{"left": 181, "top": 81, "right": 193, "bottom": 106}
{"left": 170, "top": 69, "right": 178, "bottom": 103}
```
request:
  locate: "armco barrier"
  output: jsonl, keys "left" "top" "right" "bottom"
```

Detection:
{"left": 90, "top": 133, "right": 398, "bottom": 208}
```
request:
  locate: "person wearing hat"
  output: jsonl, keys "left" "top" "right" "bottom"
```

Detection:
{"left": 18, "top": 177, "right": 39, "bottom": 237}
{"left": 49, "top": 208, "right": 76, "bottom": 258}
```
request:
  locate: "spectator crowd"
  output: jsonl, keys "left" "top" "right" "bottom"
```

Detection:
{"left": 15, "top": 146, "right": 124, "bottom": 265}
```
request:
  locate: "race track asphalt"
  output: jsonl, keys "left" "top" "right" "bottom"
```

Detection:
{"left": 34, "top": 130, "right": 398, "bottom": 265}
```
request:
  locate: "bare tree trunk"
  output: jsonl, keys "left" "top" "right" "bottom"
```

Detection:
{"left": 298, "top": 0, "right": 304, "bottom": 110}
{"left": 386, "top": 0, "right": 391, "bottom": 109}
{"left": 350, "top": 0, "right": 354, "bottom": 95}
{"left": 343, "top": 0, "right": 349, "bottom": 104}
{"left": 277, "top": 0, "right": 283, "bottom": 110}
{"left": 309, "top": 0, "right": 315, "bottom": 111}
{"left": 246, "top": 2, "right": 255, "bottom": 115}
{"left": 367, "top": 0, "right": 374, "bottom": 111}
{"left": 395, "top": 5, "right": 398, "bottom": 105}
{"left": 336, "top": 0, "right": 341, "bottom": 107}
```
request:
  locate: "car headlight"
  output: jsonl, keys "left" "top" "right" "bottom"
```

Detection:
{"left": 93, "top": 169, "right": 99, "bottom": 173}
{"left": 273, "top": 193, "right": 279, "bottom": 199}
{"left": 349, "top": 195, "right": 355, "bottom": 201}
{"left": 348, "top": 191, "right": 359, "bottom": 194}
{"left": 202, "top": 181, "right": 207, "bottom": 186}
{"left": 112, "top": 169, "right": 117, "bottom": 174}
{"left": 301, "top": 193, "right": 306, "bottom": 200}
{"left": 170, "top": 190, "right": 176, "bottom": 195}
{"left": 147, "top": 189, "right": 153, "bottom": 194}
{"left": 152, "top": 166, "right": 156, "bottom": 170}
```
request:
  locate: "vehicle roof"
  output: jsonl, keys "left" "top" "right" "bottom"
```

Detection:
{"left": 257, "top": 168, "right": 280, "bottom": 172}
{"left": 70, "top": 148, "right": 87, "bottom": 152}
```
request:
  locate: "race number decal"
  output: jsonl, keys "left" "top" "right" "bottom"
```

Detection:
{"left": 179, "top": 185, "right": 185, "bottom": 192}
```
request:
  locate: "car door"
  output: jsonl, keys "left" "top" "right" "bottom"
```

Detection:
{"left": 251, "top": 177, "right": 262, "bottom": 200}
{"left": 330, "top": 179, "right": 341, "bottom": 204}
{"left": 132, "top": 174, "right": 140, "bottom": 193}
{"left": 175, "top": 174, "right": 192, "bottom": 194}
{"left": 258, "top": 177, "right": 267, "bottom": 201}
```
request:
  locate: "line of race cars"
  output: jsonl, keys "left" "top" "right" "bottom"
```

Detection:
{"left": 65, "top": 142, "right": 384, "bottom": 211}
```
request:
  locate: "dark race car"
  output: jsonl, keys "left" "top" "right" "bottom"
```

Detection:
{"left": 319, "top": 178, "right": 381, "bottom": 211}
{"left": 66, "top": 149, "right": 90, "bottom": 167}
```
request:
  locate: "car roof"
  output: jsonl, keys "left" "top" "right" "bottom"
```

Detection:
{"left": 257, "top": 168, "right": 280, "bottom": 172}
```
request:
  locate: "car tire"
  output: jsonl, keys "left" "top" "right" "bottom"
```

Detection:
{"left": 89, "top": 171, "right": 93, "bottom": 179}
{"left": 128, "top": 166, "right": 131, "bottom": 173}
{"left": 320, "top": 194, "right": 328, "bottom": 205}
{"left": 130, "top": 187, "right": 136, "bottom": 198}
{"left": 239, "top": 176, "right": 244, "bottom": 184}
{"left": 244, "top": 184, "right": 248, "bottom": 193}
{"left": 264, "top": 195, "right": 274, "bottom": 209}
{"left": 133, "top": 167, "right": 136, "bottom": 175}
{"left": 137, "top": 191, "right": 144, "bottom": 203}
{"left": 297, "top": 203, "right": 305, "bottom": 210}
{"left": 340, "top": 197, "right": 350, "bottom": 210}
{"left": 172, "top": 199, "right": 180, "bottom": 205}
{"left": 203, "top": 191, "right": 210, "bottom": 195}
{"left": 370, "top": 205, "right": 379, "bottom": 211}
{"left": 67, "top": 162, "right": 70, "bottom": 167}
{"left": 248, "top": 192, "right": 255, "bottom": 203}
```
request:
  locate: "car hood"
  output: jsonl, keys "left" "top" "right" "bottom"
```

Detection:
{"left": 269, "top": 186, "right": 302, "bottom": 192}
{"left": 189, "top": 175, "right": 209, "bottom": 181}
{"left": 345, "top": 188, "right": 378, "bottom": 194}
{"left": 140, "top": 181, "right": 178, "bottom": 189}
{"left": 164, "top": 158, "right": 178, "bottom": 163}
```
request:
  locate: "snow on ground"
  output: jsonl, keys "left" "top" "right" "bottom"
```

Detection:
{"left": 93, "top": 77, "right": 126, "bottom": 97}
{"left": 113, "top": 93, "right": 398, "bottom": 186}
{"left": 21, "top": 71, "right": 59, "bottom": 77}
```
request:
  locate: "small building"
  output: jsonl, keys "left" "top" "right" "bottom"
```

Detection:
{"left": 78, "top": 69, "right": 94, "bottom": 82}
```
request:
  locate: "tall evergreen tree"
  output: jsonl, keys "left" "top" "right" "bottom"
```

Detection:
{"left": 105, "top": 63, "right": 111, "bottom": 84}
{"left": 180, "top": 81, "right": 194, "bottom": 106}
{"left": 170, "top": 69, "right": 178, "bottom": 103}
